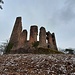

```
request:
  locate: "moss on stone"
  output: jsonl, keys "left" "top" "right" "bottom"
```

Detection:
{"left": 32, "top": 41, "right": 39, "bottom": 48}
{"left": 34, "top": 47, "right": 64, "bottom": 54}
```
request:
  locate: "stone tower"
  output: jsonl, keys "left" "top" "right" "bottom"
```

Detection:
{"left": 46, "top": 31, "right": 54, "bottom": 49}
{"left": 9, "top": 17, "right": 28, "bottom": 50}
{"left": 52, "top": 33, "right": 58, "bottom": 50}
{"left": 18, "top": 29, "right": 27, "bottom": 48}
{"left": 29, "top": 25, "right": 38, "bottom": 44}
{"left": 9, "top": 17, "right": 22, "bottom": 49}
{"left": 39, "top": 27, "right": 46, "bottom": 47}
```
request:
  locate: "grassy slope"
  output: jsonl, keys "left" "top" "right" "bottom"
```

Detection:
{"left": 34, "top": 47, "right": 64, "bottom": 54}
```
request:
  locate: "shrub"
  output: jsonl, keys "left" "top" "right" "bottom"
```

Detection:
{"left": 34, "top": 47, "right": 64, "bottom": 54}
{"left": 65, "top": 48, "right": 74, "bottom": 54}
{"left": 32, "top": 41, "right": 39, "bottom": 48}
{"left": 4, "top": 43, "right": 13, "bottom": 53}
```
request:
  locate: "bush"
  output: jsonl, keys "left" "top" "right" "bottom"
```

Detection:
{"left": 32, "top": 41, "right": 39, "bottom": 48}
{"left": 0, "top": 40, "right": 9, "bottom": 54}
{"left": 65, "top": 48, "right": 74, "bottom": 54}
{"left": 5, "top": 43, "right": 13, "bottom": 53}
{"left": 34, "top": 47, "right": 64, "bottom": 54}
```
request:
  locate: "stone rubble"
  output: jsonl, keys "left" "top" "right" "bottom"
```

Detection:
{"left": 0, "top": 54, "right": 75, "bottom": 75}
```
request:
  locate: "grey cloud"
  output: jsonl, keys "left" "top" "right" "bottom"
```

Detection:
{"left": 60, "top": 0, "right": 75, "bottom": 22}
{"left": 50, "top": 0, "right": 75, "bottom": 25}
{"left": 60, "top": 7, "right": 75, "bottom": 22}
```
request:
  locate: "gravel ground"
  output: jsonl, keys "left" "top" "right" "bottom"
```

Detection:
{"left": 0, "top": 54, "right": 75, "bottom": 75}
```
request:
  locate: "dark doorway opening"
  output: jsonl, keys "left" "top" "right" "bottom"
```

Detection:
{"left": 48, "top": 45, "right": 50, "bottom": 48}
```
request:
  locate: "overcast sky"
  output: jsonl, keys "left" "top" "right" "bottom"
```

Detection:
{"left": 0, "top": 0, "right": 75, "bottom": 49}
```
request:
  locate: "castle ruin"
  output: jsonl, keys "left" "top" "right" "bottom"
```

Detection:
{"left": 9, "top": 17, "right": 58, "bottom": 52}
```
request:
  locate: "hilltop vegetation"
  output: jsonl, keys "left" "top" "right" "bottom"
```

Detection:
{"left": 33, "top": 48, "right": 63, "bottom": 54}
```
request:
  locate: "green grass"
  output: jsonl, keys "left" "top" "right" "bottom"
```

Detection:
{"left": 34, "top": 47, "right": 64, "bottom": 54}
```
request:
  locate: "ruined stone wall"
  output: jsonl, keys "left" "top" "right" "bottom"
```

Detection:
{"left": 39, "top": 27, "right": 46, "bottom": 47}
{"left": 18, "top": 30, "right": 27, "bottom": 48}
{"left": 29, "top": 26, "right": 38, "bottom": 44}
{"left": 9, "top": 17, "right": 22, "bottom": 50}
{"left": 46, "top": 32, "right": 58, "bottom": 50}
{"left": 46, "top": 31, "right": 54, "bottom": 49}
{"left": 52, "top": 33, "right": 58, "bottom": 50}
{"left": 9, "top": 17, "right": 28, "bottom": 50}
{"left": 9, "top": 17, "right": 58, "bottom": 52}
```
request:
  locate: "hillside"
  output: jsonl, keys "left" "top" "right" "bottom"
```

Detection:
{"left": 0, "top": 54, "right": 75, "bottom": 75}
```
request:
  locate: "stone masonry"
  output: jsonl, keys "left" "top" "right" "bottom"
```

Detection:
{"left": 9, "top": 17, "right": 58, "bottom": 52}
{"left": 39, "top": 27, "right": 46, "bottom": 48}
{"left": 46, "top": 31, "right": 58, "bottom": 50}
{"left": 9, "top": 17, "right": 22, "bottom": 50}
{"left": 52, "top": 33, "right": 58, "bottom": 50}
{"left": 46, "top": 31, "right": 54, "bottom": 49}
{"left": 18, "top": 29, "right": 27, "bottom": 48}
{"left": 29, "top": 26, "right": 38, "bottom": 44}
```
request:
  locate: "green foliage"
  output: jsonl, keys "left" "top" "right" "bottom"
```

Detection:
{"left": 5, "top": 43, "right": 13, "bottom": 53}
{"left": 0, "top": 40, "right": 9, "bottom": 54}
{"left": 0, "top": 0, "right": 4, "bottom": 3}
{"left": 32, "top": 41, "right": 39, "bottom": 48}
{"left": 65, "top": 48, "right": 74, "bottom": 54}
{"left": 0, "top": 40, "right": 13, "bottom": 54}
{"left": 34, "top": 47, "right": 64, "bottom": 54}
{"left": 0, "top": 0, "right": 4, "bottom": 9}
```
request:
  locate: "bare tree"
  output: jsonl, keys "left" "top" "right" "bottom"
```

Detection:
{"left": 0, "top": 40, "right": 9, "bottom": 54}
{"left": 0, "top": 0, "right": 4, "bottom": 9}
